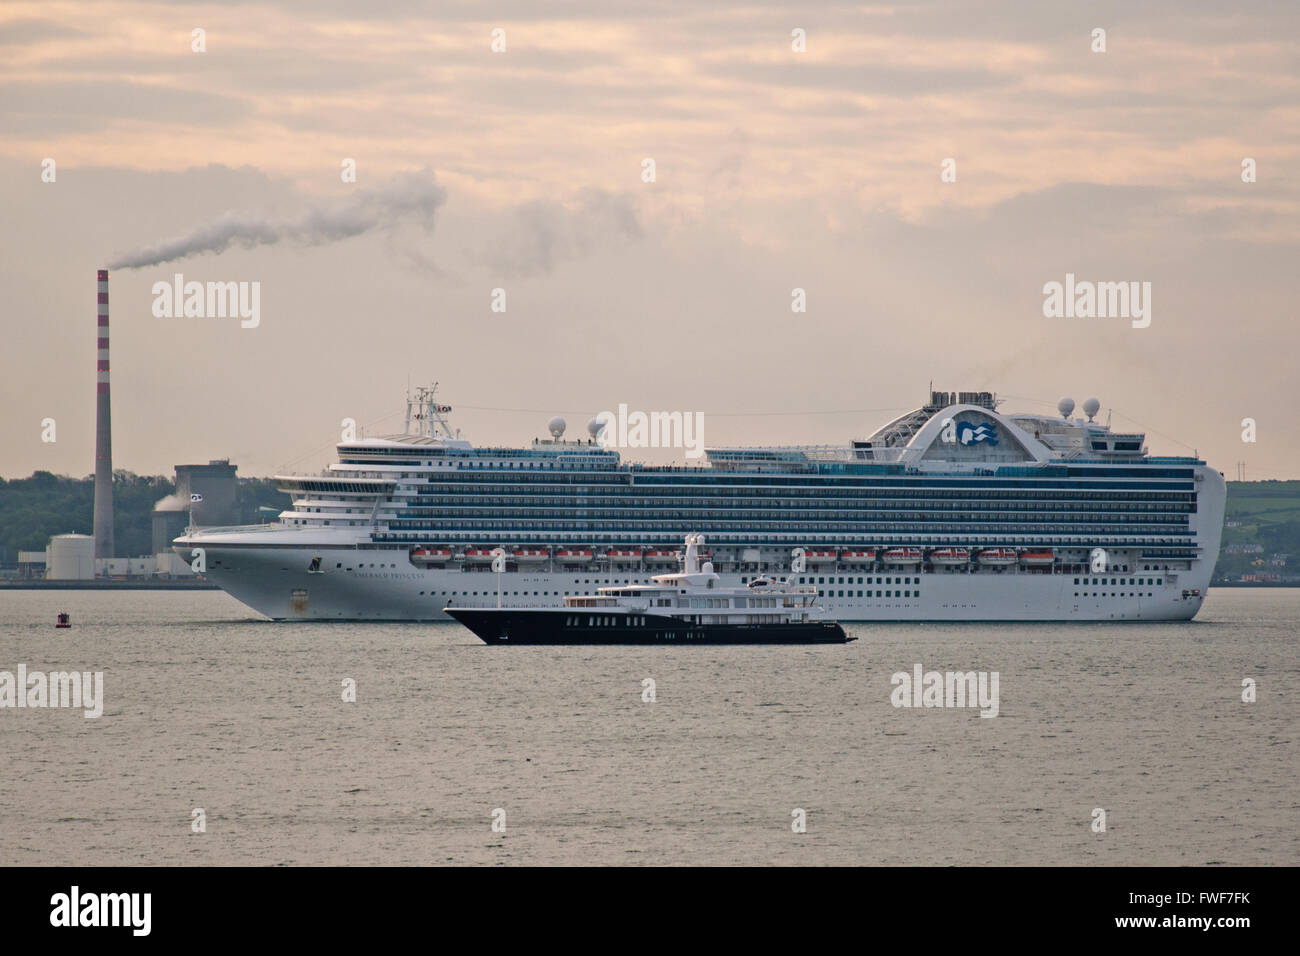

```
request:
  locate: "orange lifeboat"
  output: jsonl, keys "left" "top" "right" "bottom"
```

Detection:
{"left": 804, "top": 549, "right": 837, "bottom": 564}
{"left": 512, "top": 548, "right": 549, "bottom": 563}
{"left": 463, "top": 548, "right": 497, "bottom": 564}
{"left": 882, "top": 547, "right": 923, "bottom": 565}
{"left": 555, "top": 548, "right": 594, "bottom": 562}
{"left": 1018, "top": 550, "right": 1055, "bottom": 566}
{"left": 928, "top": 548, "right": 970, "bottom": 565}
{"left": 839, "top": 549, "right": 877, "bottom": 562}
{"left": 410, "top": 547, "right": 452, "bottom": 566}
{"left": 977, "top": 548, "right": 1018, "bottom": 566}
{"left": 604, "top": 549, "right": 641, "bottom": 560}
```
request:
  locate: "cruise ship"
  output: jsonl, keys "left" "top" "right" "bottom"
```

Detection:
{"left": 176, "top": 386, "right": 1226, "bottom": 622}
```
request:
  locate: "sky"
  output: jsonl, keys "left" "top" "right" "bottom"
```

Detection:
{"left": 1, "top": 0, "right": 1298, "bottom": 480}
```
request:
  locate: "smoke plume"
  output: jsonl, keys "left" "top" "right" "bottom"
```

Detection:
{"left": 108, "top": 172, "right": 447, "bottom": 270}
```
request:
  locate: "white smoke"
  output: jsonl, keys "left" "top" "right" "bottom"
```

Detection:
{"left": 153, "top": 494, "right": 187, "bottom": 512}
{"left": 478, "top": 189, "right": 643, "bottom": 277}
{"left": 108, "top": 172, "right": 447, "bottom": 270}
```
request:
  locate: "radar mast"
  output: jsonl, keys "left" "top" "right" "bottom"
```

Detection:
{"left": 404, "top": 383, "right": 458, "bottom": 440}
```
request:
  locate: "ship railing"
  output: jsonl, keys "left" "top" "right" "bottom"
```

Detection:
{"left": 183, "top": 521, "right": 293, "bottom": 535}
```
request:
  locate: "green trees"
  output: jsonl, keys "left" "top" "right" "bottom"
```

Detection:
{"left": 0, "top": 472, "right": 290, "bottom": 561}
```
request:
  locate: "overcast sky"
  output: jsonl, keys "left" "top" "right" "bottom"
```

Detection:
{"left": 2, "top": 0, "right": 1297, "bottom": 479}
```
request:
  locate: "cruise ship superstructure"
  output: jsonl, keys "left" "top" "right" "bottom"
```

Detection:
{"left": 176, "top": 386, "right": 1226, "bottom": 622}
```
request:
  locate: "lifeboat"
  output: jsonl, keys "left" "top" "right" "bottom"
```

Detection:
{"left": 555, "top": 548, "right": 594, "bottom": 562}
{"left": 977, "top": 548, "right": 1018, "bottom": 565}
{"left": 410, "top": 547, "right": 452, "bottom": 566}
{"left": 882, "top": 547, "right": 923, "bottom": 565}
{"left": 512, "top": 548, "right": 549, "bottom": 563}
{"left": 463, "top": 548, "right": 498, "bottom": 564}
{"left": 604, "top": 549, "right": 641, "bottom": 561}
{"left": 804, "top": 549, "right": 838, "bottom": 564}
{"left": 644, "top": 550, "right": 677, "bottom": 564}
{"left": 838, "top": 549, "right": 876, "bottom": 563}
{"left": 928, "top": 548, "right": 970, "bottom": 565}
{"left": 1018, "top": 550, "right": 1055, "bottom": 566}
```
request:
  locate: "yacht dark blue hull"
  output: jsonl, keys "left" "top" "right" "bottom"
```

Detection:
{"left": 445, "top": 608, "right": 851, "bottom": 645}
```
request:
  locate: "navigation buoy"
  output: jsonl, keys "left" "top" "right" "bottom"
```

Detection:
{"left": 56, "top": 612, "right": 71, "bottom": 629}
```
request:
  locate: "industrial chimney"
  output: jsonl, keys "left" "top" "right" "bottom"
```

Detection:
{"left": 93, "top": 268, "right": 114, "bottom": 560}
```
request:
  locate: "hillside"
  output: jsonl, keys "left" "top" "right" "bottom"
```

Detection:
{"left": 1215, "top": 480, "right": 1300, "bottom": 584}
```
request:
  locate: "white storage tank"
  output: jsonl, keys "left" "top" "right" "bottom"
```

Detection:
{"left": 46, "top": 533, "right": 95, "bottom": 580}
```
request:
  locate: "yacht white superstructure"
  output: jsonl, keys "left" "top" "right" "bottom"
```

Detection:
{"left": 444, "top": 533, "right": 851, "bottom": 644}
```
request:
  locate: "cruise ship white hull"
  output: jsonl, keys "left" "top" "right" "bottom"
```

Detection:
{"left": 175, "top": 387, "right": 1226, "bottom": 626}
{"left": 187, "top": 543, "right": 1212, "bottom": 623}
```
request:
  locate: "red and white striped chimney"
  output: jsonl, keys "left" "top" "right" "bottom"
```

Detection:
{"left": 93, "top": 268, "right": 115, "bottom": 559}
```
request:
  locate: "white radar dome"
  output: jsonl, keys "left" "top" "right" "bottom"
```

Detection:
{"left": 586, "top": 417, "right": 605, "bottom": 438}
{"left": 1082, "top": 397, "right": 1101, "bottom": 421}
{"left": 1057, "top": 397, "right": 1075, "bottom": 419}
{"left": 548, "top": 416, "right": 566, "bottom": 439}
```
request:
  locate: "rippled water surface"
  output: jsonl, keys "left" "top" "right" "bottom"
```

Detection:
{"left": 1, "top": 588, "right": 1296, "bottom": 865}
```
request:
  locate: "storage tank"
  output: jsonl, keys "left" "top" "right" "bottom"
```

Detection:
{"left": 47, "top": 534, "right": 95, "bottom": 580}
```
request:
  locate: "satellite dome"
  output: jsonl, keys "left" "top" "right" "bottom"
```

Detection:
{"left": 586, "top": 417, "right": 605, "bottom": 439}
{"left": 548, "top": 416, "right": 566, "bottom": 439}
{"left": 1082, "top": 397, "right": 1101, "bottom": 421}
{"left": 1057, "top": 397, "right": 1075, "bottom": 419}
{"left": 701, "top": 561, "right": 714, "bottom": 574}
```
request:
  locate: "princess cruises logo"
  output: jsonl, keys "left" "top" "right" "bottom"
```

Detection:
{"left": 956, "top": 421, "right": 998, "bottom": 445}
